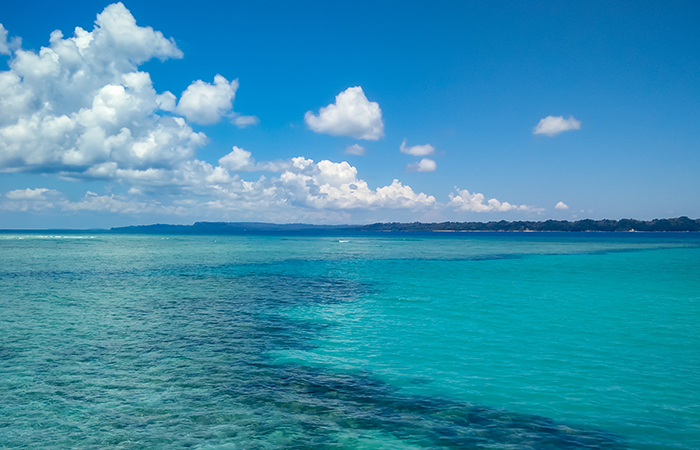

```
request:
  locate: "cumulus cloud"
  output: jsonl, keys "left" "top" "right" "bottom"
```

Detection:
{"left": 0, "top": 3, "right": 207, "bottom": 176}
{"left": 89, "top": 2, "right": 183, "bottom": 64}
{"left": 155, "top": 91, "right": 177, "bottom": 112}
{"left": 218, "top": 146, "right": 255, "bottom": 171}
{"left": 345, "top": 144, "right": 365, "bottom": 155}
{"left": 533, "top": 115, "right": 581, "bottom": 137}
{"left": 0, "top": 4, "right": 447, "bottom": 222}
{"left": 275, "top": 158, "right": 435, "bottom": 209}
{"left": 183, "top": 156, "right": 433, "bottom": 211}
{"left": 176, "top": 75, "right": 238, "bottom": 125}
{"left": 449, "top": 188, "right": 539, "bottom": 213}
{"left": 1, "top": 188, "right": 62, "bottom": 211}
{"left": 304, "top": 86, "right": 384, "bottom": 140}
{"left": 400, "top": 139, "right": 434, "bottom": 156}
{"left": 5, "top": 187, "right": 52, "bottom": 200}
{"left": 555, "top": 201, "right": 569, "bottom": 210}
{"left": 406, "top": 158, "right": 436, "bottom": 172}
{"left": 2, "top": 152, "right": 437, "bottom": 219}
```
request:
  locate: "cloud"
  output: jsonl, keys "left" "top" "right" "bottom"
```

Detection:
{"left": 187, "top": 155, "right": 435, "bottom": 211}
{"left": 232, "top": 114, "right": 259, "bottom": 128}
{"left": 176, "top": 75, "right": 238, "bottom": 125}
{"left": 1, "top": 188, "right": 62, "bottom": 211}
{"left": 533, "top": 116, "right": 581, "bottom": 137}
{"left": 0, "top": 24, "right": 10, "bottom": 55}
{"left": 1, "top": 188, "right": 184, "bottom": 214}
{"left": 89, "top": 2, "right": 183, "bottom": 64}
{"left": 555, "top": 201, "right": 569, "bottom": 210}
{"left": 345, "top": 144, "right": 365, "bottom": 155}
{"left": 449, "top": 188, "right": 540, "bottom": 213}
{"left": 62, "top": 191, "right": 184, "bottom": 214}
{"left": 0, "top": 3, "right": 207, "bottom": 176}
{"left": 218, "top": 146, "right": 255, "bottom": 171}
{"left": 2, "top": 152, "right": 437, "bottom": 219}
{"left": 0, "top": 4, "right": 449, "bottom": 223}
{"left": 400, "top": 139, "right": 434, "bottom": 156}
{"left": 155, "top": 91, "right": 177, "bottom": 112}
{"left": 304, "top": 86, "right": 384, "bottom": 140}
{"left": 406, "top": 158, "right": 436, "bottom": 172}
{"left": 5, "top": 187, "right": 52, "bottom": 200}
{"left": 275, "top": 158, "right": 436, "bottom": 210}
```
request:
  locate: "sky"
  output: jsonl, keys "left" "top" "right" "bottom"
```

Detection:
{"left": 0, "top": 0, "right": 698, "bottom": 228}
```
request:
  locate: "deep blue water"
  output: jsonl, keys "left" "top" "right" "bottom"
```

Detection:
{"left": 1, "top": 232, "right": 698, "bottom": 449}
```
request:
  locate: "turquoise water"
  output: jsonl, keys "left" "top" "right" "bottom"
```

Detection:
{"left": 0, "top": 232, "right": 698, "bottom": 449}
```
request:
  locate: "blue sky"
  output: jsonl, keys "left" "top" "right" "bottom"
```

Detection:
{"left": 0, "top": 1, "right": 698, "bottom": 228}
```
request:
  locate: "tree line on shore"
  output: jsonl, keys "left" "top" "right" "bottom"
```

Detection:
{"left": 355, "top": 216, "right": 700, "bottom": 232}
{"left": 107, "top": 217, "right": 700, "bottom": 233}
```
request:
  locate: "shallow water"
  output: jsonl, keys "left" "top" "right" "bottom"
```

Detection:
{"left": 1, "top": 232, "right": 698, "bottom": 448}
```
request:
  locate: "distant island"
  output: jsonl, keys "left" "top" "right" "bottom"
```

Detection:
{"left": 109, "top": 217, "right": 700, "bottom": 234}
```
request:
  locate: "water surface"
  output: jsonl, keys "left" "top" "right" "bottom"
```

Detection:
{"left": 1, "top": 232, "right": 698, "bottom": 448}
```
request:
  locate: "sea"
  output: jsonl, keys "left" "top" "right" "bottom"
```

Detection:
{"left": 0, "top": 231, "right": 698, "bottom": 449}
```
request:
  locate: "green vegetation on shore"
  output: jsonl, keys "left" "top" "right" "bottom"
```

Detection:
{"left": 105, "top": 217, "right": 700, "bottom": 234}
{"left": 357, "top": 216, "right": 700, "bottom": 232}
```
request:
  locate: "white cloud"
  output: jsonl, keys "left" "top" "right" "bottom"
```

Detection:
{"left": 304, "top": 86, "right": 384, "bottom": 140}
{"left": 345, "top": 144, "right": 365, "bottom": 155}
{"left": 0, "top": 24, "right": 10, "bottom": 55}
{"left": 16, "top": 146, "right": 435, "bottom": 217}
{"left": 89, "top": 2, "right": 183, "bottom": 64}
{"left": 555, "top": 201, "right": 569, "bottom": 210}
{"left": 218, "top": 146, "right": 255, "bottom": 171}
{"left": 232, "top": 114, "right": 259, "bottom": 128}
{"left": 1, "top": 188, "right": 62, "bottom": 211}
{"left": 5, "top": 187, "right": 53, "bottom": 200}
{"left": 400, "top": 139, "right": 434, "bottom": 156}
{"left": 449, "top": 188, "right": 539, "bottom": 213}
{"left": 533, "top": 115, "right": 581, "bottom": 137}
{"left": 0, "top": 3, "right": 207, "bottom": 176}
{"left": 0, "top": 4, "right": 452, "bottom": 223}
{"left": 1, "top": 188, "right": 184, "bottom": 215}
{"left": 155, "top": 91, "right": 177, "bottom": 112}
{"left": 274, "top": 158, "right": 435, "bottom": 210}
{"left": 406, "top": 158, "right": 436, "bottom": 172}
{"left": 176, "top": 75, "right": 238, "bottom": 125}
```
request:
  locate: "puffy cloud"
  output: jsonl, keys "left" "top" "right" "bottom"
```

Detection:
{"left": 555, "top": 201, "right": 569, "bottom": 210}
{"left": 305, "top": 86, "right": 384, "bottom": 140}
{"left": 218, "top": 146, "right": 255, "bottom": 171}
{"left": 89, "top": 2, "right": 183, "bottom": 64}
{"left": 274, "top": 158, "right": 435, "bottom": 210}
{"left": 345, "top": 144, "right": 365, "bottom": 155}
{"left": 0, "top": 4, "right": 462, "bottom": 222}
{"left": 449, "top": 188, "right": 539, "bottom": 213}
{"left": 0, "top": 3, "right": 207, "bottom": 176}
{"left": 400, "top": 139, "right": 434, "bottom": 156}
{"left": 1, "top": 188, "right": 62, "bottom": 211}
{"left": 5, "top": 187, "right": 53, "bottom": 200}
{"left": 406, "top": 158, "right": 436, "bottom": 172}
{"left": 155, "top": 91, "right": 177, "bottom": 112}
{"left": 533, "top": 115, "right": 581, "bottom": 137}
{"left": 176, "top": 75, "right": 238, "bottom": 125}
{"left": 20, "top": 147, "right": 435, "bottom": 217}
